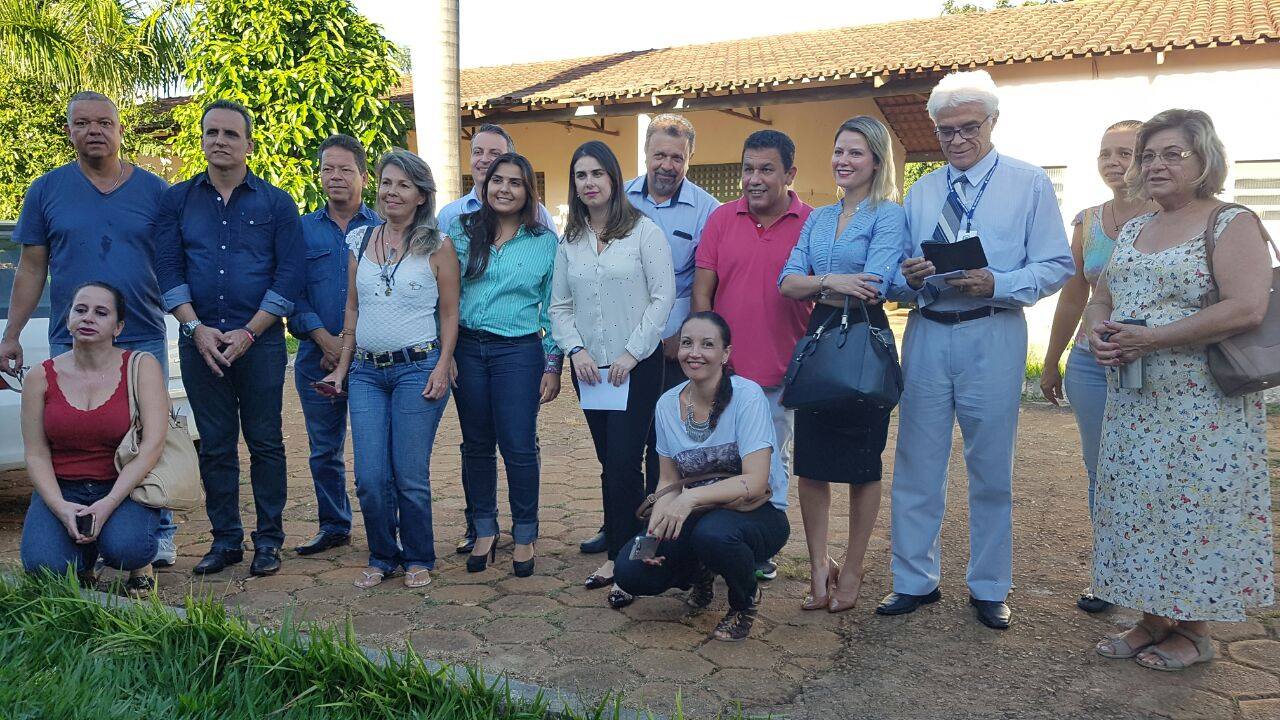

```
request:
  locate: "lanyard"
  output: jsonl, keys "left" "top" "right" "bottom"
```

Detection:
{"left": 945, "top": 154, "right": 1000, "bottom": 235}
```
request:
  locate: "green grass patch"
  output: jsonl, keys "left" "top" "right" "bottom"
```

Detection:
{"left": 285, "top": 333, "right": 300, "bottom": 355}
{"left": 0, "top": 573, "right": 690, "bottom": 720}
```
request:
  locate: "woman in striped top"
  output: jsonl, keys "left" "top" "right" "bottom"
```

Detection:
{"left": 447, "top": 153, "right": 562, "bottom": 578}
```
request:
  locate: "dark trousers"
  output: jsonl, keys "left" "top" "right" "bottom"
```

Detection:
{"left": 179, "top": 330, "right": 288, "bottom": 551}
{"left": 294, "top": 343, "right": 351, "bottom": 535}
{"left": 572, "top": 349, "right": 665, "bottom": 561}
{"left": 616, "top": 504, "right": 790, "bottom": 610}
{"left": 453, "top": 330, "right": 543, "bottom": 545}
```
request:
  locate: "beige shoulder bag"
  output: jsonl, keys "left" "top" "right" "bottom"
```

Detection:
{"left": 1199, "top": 203, "right": 1280, "bottom": 396}
{"left": 116, "top": 351, "right": 204, "bottom": 510}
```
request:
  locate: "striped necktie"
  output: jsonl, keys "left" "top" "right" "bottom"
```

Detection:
{"left": 932, "top": 175, "right": 971, "bottom": 244}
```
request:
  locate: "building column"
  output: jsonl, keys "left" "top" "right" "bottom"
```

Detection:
{"left": 410, "top": 0, "right": 462, "bottom": 201}
{"left": 636, "top": 113, "right": 651, "bottom": 181}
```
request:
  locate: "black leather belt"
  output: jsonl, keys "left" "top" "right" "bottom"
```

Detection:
{"left": 359, "top": 342, "right": 437, "bottom": 368}
{"left": 918, "top": 306, "right": 1008, "bottom": 325}
{"left": 459, "top": 326, "right": 539, "bottom": 343}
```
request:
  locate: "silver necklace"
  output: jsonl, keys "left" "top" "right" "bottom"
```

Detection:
{"left": 682, "top": 393, "right": 712, "bottom": 442}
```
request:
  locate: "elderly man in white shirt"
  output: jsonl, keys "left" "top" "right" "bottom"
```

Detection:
{"left": 879, "top": 70, "right": 1073, "bottom": 629}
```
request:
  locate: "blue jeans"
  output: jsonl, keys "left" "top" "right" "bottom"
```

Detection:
{"left": 51, "top": 337, "right": 176, "bottom": 550}
{"left": 179, "top": 329, "right": 288, "bottom": 552}
{"left": 294, "top": 341, "right": 351, "bottom": 535}
{"left": 453, "top": 330, "right": 542, "bottom": 545}
{"left": 1064, "top": 344, "right": 1107, "bottom": 518}
{"left": 21, "top": 479, "right": 160, "bottom": 574}
{"left": 348, "top": 351, "right": 449, "bottom": 572}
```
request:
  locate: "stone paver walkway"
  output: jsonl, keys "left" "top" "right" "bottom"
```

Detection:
{"left": 0, "top": 371, "right": 1276, "bottom": 719}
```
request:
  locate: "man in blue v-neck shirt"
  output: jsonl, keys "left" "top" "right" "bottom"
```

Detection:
{"left": 4, "top": 91, "right": 178, "bottom": 584}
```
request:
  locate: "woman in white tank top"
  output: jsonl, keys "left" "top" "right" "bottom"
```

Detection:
{"left": 323, "top": 149, "right": 460, "bottom": 590}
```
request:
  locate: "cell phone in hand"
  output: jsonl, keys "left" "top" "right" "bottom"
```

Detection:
{"left": 311, "top": 380, "right": 346, "bottom": 399}
{"left": 629, "top": 535, "right": 660, "bottom": 561}
{"left": 75, "top": 513, "right": 95, "bottom": 537}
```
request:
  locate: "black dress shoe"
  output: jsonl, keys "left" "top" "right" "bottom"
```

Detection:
{"left": 874, "top": 588, "right": 942, "bottom": 616}
{"left": 250, "top": 547, "right": 282, "bottom": 576}
{"left": 193, "top": 549, "right": 243, "bottom": 575}
{"left": 294, "top": 532, "right": 350, "bottom": 556}
{"left": 455, "top": 533, "right": 476, "bottom": 555}
{"left": 1077, "top": 592, "right": 1112, "bottom": 614}
{"left": 579, "top": 528, "right": 607, "bottom": 555}
{"left": 970, "top": 596, "right": 1011, "bottom": 629}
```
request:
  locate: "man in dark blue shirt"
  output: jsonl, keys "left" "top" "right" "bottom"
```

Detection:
{"left": 286, "top": 134, "right": 379, "bottom": 556}
{"left": 3, "top": 90, "right": 178, "bottom": 587}
{"left": 154, "top": 100, "right": 304, "bottom": 577}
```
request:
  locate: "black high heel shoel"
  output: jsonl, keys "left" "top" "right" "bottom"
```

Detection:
{"left": 466, "top": 537, "right": 497, "bottom": 573}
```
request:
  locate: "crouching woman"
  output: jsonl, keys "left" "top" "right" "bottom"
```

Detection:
{"left": 614, "top": 311, "right": 790, "bottom": 641}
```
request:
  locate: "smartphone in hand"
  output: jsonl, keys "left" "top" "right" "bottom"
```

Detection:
{"left": 629, "top": 535, "right": 660, "bottom": 561}
{"left": 75, "top": 513, "right": 96, "bottom": 537}
{"left": 311, "top": 380, "right": 346, "bottom": 399}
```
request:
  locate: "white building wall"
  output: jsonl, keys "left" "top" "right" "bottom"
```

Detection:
{"left": 983, "top": 45, "right": 1280, "bottom": 355}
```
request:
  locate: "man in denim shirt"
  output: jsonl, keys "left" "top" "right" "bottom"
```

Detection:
{"left": 154, "top": 100, "right": 304, "bottom": 577}
{"left": 287, "top": 134, "right": 380, "bottom": 556}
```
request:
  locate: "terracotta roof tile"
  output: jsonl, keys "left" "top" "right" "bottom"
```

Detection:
{"left": 392, "top": 0, "right": 1278, "bottom": 110}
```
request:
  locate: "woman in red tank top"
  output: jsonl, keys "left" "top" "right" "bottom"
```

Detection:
{"left": 19, "top": 282, "right": 169, "bottom": 597}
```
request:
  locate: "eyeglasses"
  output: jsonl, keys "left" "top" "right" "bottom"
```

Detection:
{"left": 1, "top": 366, "right": 28, "bottom": 393}
{"left": 935, "top": 115, "right": 992, "bottom": 143}
{"left": 1138, "top": 149, "right": 1195, "bottom": 167}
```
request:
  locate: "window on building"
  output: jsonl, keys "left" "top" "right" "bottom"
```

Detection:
{"left": 1041, "top": 166, "right": 1065, "bottom": 209}
{"left": 688, "top": 163, "right": 743, "bottom": 203}
{"left": 1232, "top": 160, "right": 1280, "bottom": 240}
{"left": 462, "top": 172, "right": 547, "bottom": 202}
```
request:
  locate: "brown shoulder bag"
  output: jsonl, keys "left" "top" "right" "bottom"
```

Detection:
{"left": 1199, "top": 203, "right": 1280, "bottom": 396}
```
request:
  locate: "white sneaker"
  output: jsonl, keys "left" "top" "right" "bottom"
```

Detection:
{"left": 152, "top": 537, "right": 177, "bottom": 568}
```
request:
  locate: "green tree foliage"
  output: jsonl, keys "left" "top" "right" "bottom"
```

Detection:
{"left": 173, "top": 0, "right": 410, "bottom": 208}
{"left": 0, "top": 73, "right": 70, "bottom": 219}
{"left": 903, "top": 161, "right": 945, "bottom": 198}
{"left": 0, "top": 0, "right": 189, "bottom": 99}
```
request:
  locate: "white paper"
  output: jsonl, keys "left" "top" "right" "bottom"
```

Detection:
{"left": 662, "top": 297, "right": 692, "bottom": 339}
{"left": 923, "top": 269, "right": 968, "bottom": 292}
{"left": 579, "top": 375, "right": 629, "bottom": 411}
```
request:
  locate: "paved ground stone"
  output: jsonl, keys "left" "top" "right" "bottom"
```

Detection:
{"left": 1230, "top": 639, "right": 1280, "bottom": 673}
{"left": 409, "top": 629, "right": 481, "bottom": 655}
{"left": 1184, "top": 660, "right": 1280, "bottom": 697}
{"left": 348, "top": 613, "right": 411, "bottom": 637}
{"left": 474, "top": 617, "right": 556, "bottom": 644}
{"left": 628, "top": 647, "right": 715, "bottom": 681}
{"left": 485, "top": 594, "right": 563, "bottom": 617}
{"left": 425, "top": 583, "right": 499, "bottom": 605}
{"left": 0, "top": 376, "right": 1274, "bottom": 720}
{"left": 419, "top": 604, "right": 491, "bottom": 628}
{"left": 1239, "top": 698, "right": 1280, "bottom": 720}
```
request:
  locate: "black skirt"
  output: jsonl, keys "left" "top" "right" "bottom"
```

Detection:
{"left": 791, "top": 302, "right": 893, "bottom": 485}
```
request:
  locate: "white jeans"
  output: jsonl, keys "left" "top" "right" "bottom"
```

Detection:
{"left": 760, "top": 385, "right": 794, "bottom": 476}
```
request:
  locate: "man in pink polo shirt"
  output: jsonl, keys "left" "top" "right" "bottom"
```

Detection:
{"left": 692, "top": 129, "right": 814, "bottom": 477}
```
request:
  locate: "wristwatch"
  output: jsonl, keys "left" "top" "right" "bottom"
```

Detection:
{"left": 180, "top": 319, "right": 203, "bottom": 338}
{"left": 568, "top": 346, "right": 585, "bottom": 357}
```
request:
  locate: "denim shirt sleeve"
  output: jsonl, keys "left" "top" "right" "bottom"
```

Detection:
{"left": 779, "top": 210, "right": 816, "bottom": 286}
{"left": 153, "top": 181, "right": 191, "bottom": 311}
{"left": 865, "top": 202, "right": 909, "bottom": 286}
{"left": 261, "top": 190, "right": 304, "bottom": 317}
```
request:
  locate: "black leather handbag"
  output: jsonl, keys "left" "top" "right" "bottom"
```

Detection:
{"left": 780, "top": 298, "right": 903, "bottom": 412}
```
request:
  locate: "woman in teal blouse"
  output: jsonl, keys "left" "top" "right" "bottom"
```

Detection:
{"left": 448, "top": 153, "right": 562, "bottom": 578}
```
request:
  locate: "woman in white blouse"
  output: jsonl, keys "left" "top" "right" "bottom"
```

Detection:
{"left": 323, "top": 149, "right": 459, "bottom": 590}
{"left": 550, "top": 140, "right": 675, "bottom": 609}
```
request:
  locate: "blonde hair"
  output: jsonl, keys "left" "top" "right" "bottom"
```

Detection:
{"left": 1125, "top": 109, "right": 1227, "bottom": 200}
{"left": 833, "top": 116, "right": 899, "bottom": 206}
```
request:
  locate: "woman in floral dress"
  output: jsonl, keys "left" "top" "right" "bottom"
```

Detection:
{"left": 1084, "top": 109, "right": 1273, "bottom": 671}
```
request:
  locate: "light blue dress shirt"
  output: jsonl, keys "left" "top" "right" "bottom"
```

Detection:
{"left": 437, "top": 187, "right": 557, "bottom": 239}
{"left": 778, "top": 198, "right": 909, "bottom": 290}
{"left": 888, "top": 149, "right": 1072, "bottom": 311}
{"left": 624, "top": 176, "right": 720, "bottom": 302}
